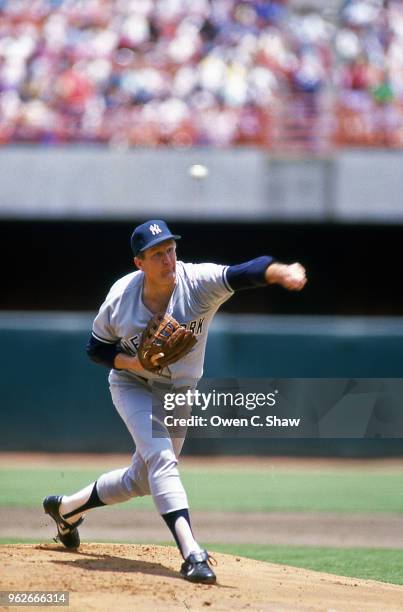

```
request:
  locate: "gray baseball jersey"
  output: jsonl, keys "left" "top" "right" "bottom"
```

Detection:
{"left": 92, "top": 261, "right": 234, "bottom": 387}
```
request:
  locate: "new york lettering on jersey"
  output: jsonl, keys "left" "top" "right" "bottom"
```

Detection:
{"left": 91, "top": 261, "right": 233, "bottom": 383}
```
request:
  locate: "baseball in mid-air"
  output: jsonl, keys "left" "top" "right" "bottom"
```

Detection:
{"left": 188, "top": 164, "right": 209, "bottom": 179}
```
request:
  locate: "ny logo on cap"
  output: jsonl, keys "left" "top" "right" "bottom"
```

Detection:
{"left": 149, "top": 224, "right": 162, "bottom": 236}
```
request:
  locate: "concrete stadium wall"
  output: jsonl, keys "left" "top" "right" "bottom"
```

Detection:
{"left": 1, "top": 313, "right": 402, "bottom": 455}
{"left": 0, "top": 147, "right": 402, "bottom": 222}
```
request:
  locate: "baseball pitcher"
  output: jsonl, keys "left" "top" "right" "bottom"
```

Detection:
{"left": 44, "top": 219, "right": 307, "bottom": 584}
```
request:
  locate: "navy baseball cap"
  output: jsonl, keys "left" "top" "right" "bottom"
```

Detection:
{"left": 130, "top": 219, "right": 181, "bottom": 257}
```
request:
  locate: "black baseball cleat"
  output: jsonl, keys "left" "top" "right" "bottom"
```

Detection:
{"left": 43, "top": 495, "right": 84, "bottom": 550}
{"left": 180, "top": 550, "right": 217, "bottom": 584}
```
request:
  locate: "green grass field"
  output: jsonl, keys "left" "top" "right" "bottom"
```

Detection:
{"left": 1, "top": 467, "right": 402, "bottom": 512}
{"left": 211, "top": 544, "right": 403, "bottom": 586}
{"left": 1, "top": 465, "right": 403, "bottom": 586}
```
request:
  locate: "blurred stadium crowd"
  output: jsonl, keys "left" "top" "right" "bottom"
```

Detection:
{"left": 0, "top": 0, "right": 402, "bottom": 150}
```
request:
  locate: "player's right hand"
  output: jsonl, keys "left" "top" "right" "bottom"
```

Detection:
{"left": 280, "top": 263, "right": 307, "bottom": 291}
{"left": 267, "top": 262, "right": 307, "bottom": 291}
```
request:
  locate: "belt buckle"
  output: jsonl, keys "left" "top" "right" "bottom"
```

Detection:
{"left": 151, "top": 380, "right": 174, "bottom": 391}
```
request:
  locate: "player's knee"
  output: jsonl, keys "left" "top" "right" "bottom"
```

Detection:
{"left": 123, "top": 466, "right": 151, "bottom": 497}
{"left": 145, "top": 448, "right": 178, "bottom": 478}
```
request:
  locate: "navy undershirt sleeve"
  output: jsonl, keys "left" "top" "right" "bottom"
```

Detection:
{"left": 86, "top": 334, "right": 119, "bottom": 369}
{"left": 226, "top": 256, "right": 274, "bottom": 291}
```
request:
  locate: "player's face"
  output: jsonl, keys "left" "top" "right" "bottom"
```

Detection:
{"left": 136, "top": 239, "right": 177, "bottom": 285}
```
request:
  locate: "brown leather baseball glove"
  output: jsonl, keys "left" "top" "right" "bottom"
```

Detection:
{"left": 137, "top": 313, "right": 197, "bottom": 373}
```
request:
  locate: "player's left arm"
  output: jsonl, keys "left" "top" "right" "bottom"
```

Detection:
{"left": 226, "top": 256, "right": 307, "bottom": 292}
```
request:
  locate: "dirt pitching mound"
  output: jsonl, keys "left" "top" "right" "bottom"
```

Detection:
{"left": 1, "top": 544, "right": 403, "bottom": 611}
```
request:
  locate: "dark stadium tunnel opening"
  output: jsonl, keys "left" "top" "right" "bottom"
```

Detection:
{"left": 1, "top": 219, "right": 402, "bottom": 315}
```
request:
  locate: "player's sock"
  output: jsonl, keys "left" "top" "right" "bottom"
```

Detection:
{"left": 162, "top": 508, "right": 203, "bottom": 559}
{"left": 60, "top": 481, "right": 105, "bottom": 524}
